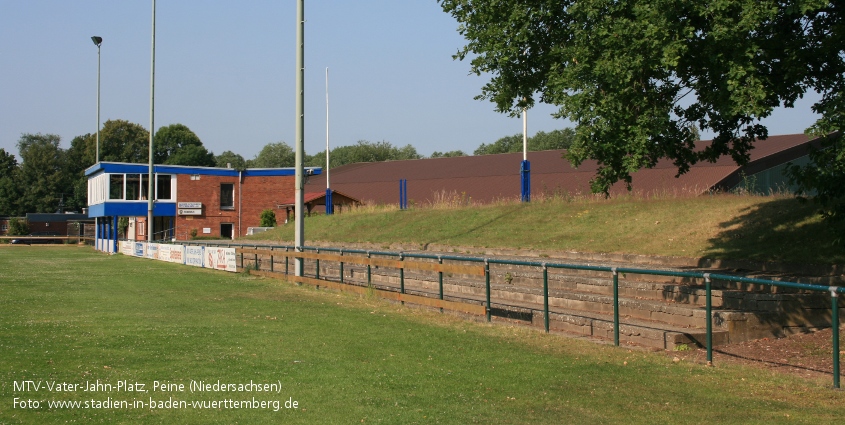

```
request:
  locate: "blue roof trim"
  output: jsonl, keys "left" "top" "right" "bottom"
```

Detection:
{"left": 85, "top": 162, "right": 320, "bottom": 177}
{"left": 88, "top": 202, "right": 176, "bottom": 218}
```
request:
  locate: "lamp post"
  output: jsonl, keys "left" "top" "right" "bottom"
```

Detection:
{"left": 325, "top": 67, "right": 333, "bottom": 215}
{"left": 91, "top": 36, "right": 102, "bottom": 163}
{"left": 147, "top": 0, "right": 156, "bottom": 242}
{"left": 294, "top": 0, "right": 305, "bottom": 275}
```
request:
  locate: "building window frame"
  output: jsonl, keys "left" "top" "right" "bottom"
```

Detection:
{"left": 220, "top": 183, "right": 235, "bottom": 210}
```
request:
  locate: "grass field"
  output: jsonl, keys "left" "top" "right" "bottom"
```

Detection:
{"left": 1, "top": 247, "right": 843, "bottom": 424}
{"left": 248, "top": 194, "right": 845, "bottom": 266}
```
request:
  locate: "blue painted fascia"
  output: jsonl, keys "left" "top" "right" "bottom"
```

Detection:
{"left": 87, "top": 202, "right": 176, "bottom": 218}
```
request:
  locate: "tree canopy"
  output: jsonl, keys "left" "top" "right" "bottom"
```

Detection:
{"left": 474, "top": 129, "right": 575, "bottom": 155}
{"left": 249, "top": 142, "right": 296, "bottom": 168}
{"left": 154, "top": 124, "right": 215, "bottom": 166}
{"left": 439, "top": 0, "right": 845, "bottom": 193}
{"left": 308, "top": 140, "right": 422, "bottom": 169}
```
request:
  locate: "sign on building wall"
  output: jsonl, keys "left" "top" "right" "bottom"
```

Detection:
{"left": 177, "top": 202, "right": 202, "bottom": 209}
{"left": 178, "top": 209, "right": 202, "bottom": 216}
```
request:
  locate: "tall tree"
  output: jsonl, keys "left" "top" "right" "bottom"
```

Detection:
{"left": 474, "top": 129, "right": 575, "bottom": 155}
{"left": 308, "top": 140, "right": 422, "bottom": 169}
{"left": 154, "top": 123, "right": 215, "bottom": 166}
{"left": 16, "top": 133, "right": 65, "bottom": 213}
{"left": 98, "top": 119, "right": 150, "bottom": 164}
{"left": 215, "top": 150, "right": 248, "bottom": 170}
{"left": 249, "top": 142, "right": 296, "bottom": 168}
{"left": 0, "top": 148, "right": 21, "bottom": 215}
{"left": 439, "top": 1, "right": 845, "bottom": 193}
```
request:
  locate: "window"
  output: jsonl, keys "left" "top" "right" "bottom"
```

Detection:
{"left": 220, "top": 183, "right": 234, "bottom": 209}
{"left": 156, "top": 174, "right": 172, "bottom": 200}
{"left": 109, "top": 174, "right": 124, "bottom": 200}
{"left": 126, "top": 174, "right": 142, "bottom": 200}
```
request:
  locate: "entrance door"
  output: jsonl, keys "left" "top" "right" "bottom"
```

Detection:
{"left": 221, "top": 223, "right": 234, "bottom": 240}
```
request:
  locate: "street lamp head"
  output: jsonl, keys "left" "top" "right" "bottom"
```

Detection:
{"left": 91, "top": 36, "right": 103, "bottom": 47}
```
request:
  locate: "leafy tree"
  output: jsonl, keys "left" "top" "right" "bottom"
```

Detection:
{"left": 8, "top": 217, "right": 29, "bottom": 236}
{"left": 439, "top": 1, "right": 845, "bottom": 193}
{"left": 98, "top": 120, "right": 150, "bottom": 164}
{"left": 0, "top": 148, "right": 17, "bottom": 178}
{"left": 0, "top": 148, "right": 20, "bottom": 215}
{"left": 215, "top": 150, "right": 248, "bottom": 170}
{"left": 250, "top": 142, "right": 296, "bottom": 168}
{"left": 430, "top": 150, "right": 467, "bottom": 158}
{"left": 154, "top": 124, "right": 215, "bottom": 166}
{"left": 310, "top": 140, "right": 422, "bottom": 169}
{"left": 259, "top": 209, "right": 276, "bottom": 227}
{"left": 16, "top": 133, "right": 65, "bottom": 213}
{"left": 474, "top": 129, "right": 575, "bottom": 155}
{"left": 787, "top": 133, "right": 845, "bottom": 220}
{"left": 474, "top": 135, "right": 522, "bottom": 156}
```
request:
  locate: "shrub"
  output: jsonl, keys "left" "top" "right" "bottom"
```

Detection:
{"left": 8, "top": 218, "right": 29, "bottom": 236}
{"left": 259, "top": 209, "right": 277, "bottom": 227}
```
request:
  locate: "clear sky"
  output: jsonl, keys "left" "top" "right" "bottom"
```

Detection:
{"left": 0, "top": 1, "right": 823, "bottom": 162}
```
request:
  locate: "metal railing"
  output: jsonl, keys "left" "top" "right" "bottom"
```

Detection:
{"left": 173, "top": 240, "right": 844, "bottom": 389}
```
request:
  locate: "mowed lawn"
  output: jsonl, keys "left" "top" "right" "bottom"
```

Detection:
{"left": 1, "top": 247, "right": 842, "bottom": 424}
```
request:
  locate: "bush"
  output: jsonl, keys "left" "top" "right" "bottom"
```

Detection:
{"left": 259, "top": 209, "right": 276, "bottom": 227}
{"left": 8, "top": 218, "right": 29, "bottom": 236}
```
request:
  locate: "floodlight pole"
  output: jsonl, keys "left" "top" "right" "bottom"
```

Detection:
{"left": 91, "top": 36, "right": 102, "bottom": 163}
{"left": 325, "top": 67, "right": 333, "bottom": 215}
{"left": 294, "top": 0, "right": 305, "bottom": 275}
{"left": 147, "top": 0, "right": 156, "bottom": 242}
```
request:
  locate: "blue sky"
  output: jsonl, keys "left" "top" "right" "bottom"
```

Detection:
{"left": 0, "top": 1, "right": 823, "bottom": 161}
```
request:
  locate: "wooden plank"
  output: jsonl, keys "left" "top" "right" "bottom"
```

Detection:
{"left": 248, "top": 269, "right": 485, "bottom": 316}
{"left": 236, "top": 248, "right": 484, "bottom": 276}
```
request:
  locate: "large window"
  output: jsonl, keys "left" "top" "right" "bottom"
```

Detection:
{"left": 220, "top": 183, "right": 234, "bottom": 209}
{"left": 156, "top": 174, "right": 172, "bottom": 200}
{"left": 109, "top": 174, "right": 124, "bottom": 200}
{"left": 126, "top": 174, "right": 142, "bottom": 200}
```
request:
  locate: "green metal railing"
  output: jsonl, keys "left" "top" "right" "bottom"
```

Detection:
{"left": 174, "top": 240, "right": 843, "bottom": 389}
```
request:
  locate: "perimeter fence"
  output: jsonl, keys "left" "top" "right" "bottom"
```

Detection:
{"left": 160, "top": 241, "right": 844, "bottom": 389}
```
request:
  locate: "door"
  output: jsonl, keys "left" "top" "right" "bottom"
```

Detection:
{"left": 221, "top": 223, "right": 233, "bottom": 240}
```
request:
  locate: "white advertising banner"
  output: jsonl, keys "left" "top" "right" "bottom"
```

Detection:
{"left": 119, "top": 241, "right": 132, "bottom": 256}
{"left": 165, "top": 245, "right": 185, "bottom": 264}
{"left": 205, "top": 247, "right": 237, "bottom": 272}
{"left": 133, "top": 242, "right": 146, "bottom": 257}
{"left": 146, "top": 243, "right": 159, "bottom": 260}
{"left": 185, "top": 245, "right": 204, "bottom": 267}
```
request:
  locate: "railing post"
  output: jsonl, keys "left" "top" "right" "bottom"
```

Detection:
{"left": 254, "top": 251, "right": 259, "bottom": 271}
{"left": 399, "top": 252, "right": 405, "bottom": 305}
{"left": 705, "top": 273, "right": 713, "bottom": 366}
{"left": 485, "top": 259, "right": 491, "bottom": 322}
{"left": 339, "top": 249, "right": 344, "bottom": 284}
{"left": 315, "top": 248, "right": 320, "bottom": 280}
{"left": 438, "top": 256, "right": 444, "bottom": 313}
{"left": 832, "top": 287, "right": 840, "bottom": 389}
{"left": 543, "top": 264, "right": 549, "bottom": 333}
{"left": 612, "top": 267, "right": 619, "bottom": 346}
{"left": 285, "top": 248, "right": 289, "bottom": 275}
{"left": 270, "top": 247, "right": 274, "bottom": 272}
{"left": 367, "top": 251, "right": 372, "bottom": 285}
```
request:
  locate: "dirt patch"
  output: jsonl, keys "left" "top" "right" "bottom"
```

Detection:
{"left": 669, "top": 325, "right": 844, "bottom": 383}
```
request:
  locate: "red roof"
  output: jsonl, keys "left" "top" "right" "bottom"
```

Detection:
{"left": 304, "top": 134, "right": 815, "bottom": 205}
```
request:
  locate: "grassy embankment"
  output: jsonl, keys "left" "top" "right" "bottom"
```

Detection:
{"left": 1, "top": 247, "right": 843, "bottom": 424}
{"left": 246, "top": 193, "right": 845, "bottom": 266}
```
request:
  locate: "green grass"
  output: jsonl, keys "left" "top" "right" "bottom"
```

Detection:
{"left": 1, "top": 247, "right": 843, "bottom": 424}
{"left": 248, "top": 194, "right": 845, "bottom": 265}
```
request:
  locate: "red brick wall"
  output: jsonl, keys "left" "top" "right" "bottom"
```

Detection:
{"left": 174, "top": 174, "right": 294, "bottom": 239}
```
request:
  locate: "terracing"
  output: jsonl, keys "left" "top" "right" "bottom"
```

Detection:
{"left": 231, "top": 242, "right": 843, "bottom": 350}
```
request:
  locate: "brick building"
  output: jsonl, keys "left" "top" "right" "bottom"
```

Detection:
{"left": 86, "top": 162, "right": 321, "bottom": 252}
